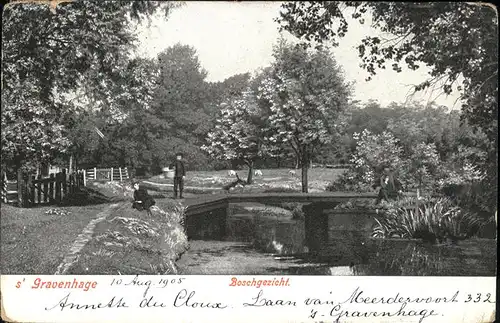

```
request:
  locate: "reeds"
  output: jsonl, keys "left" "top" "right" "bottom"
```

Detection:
{"left": 373, "top": 198, "right": 487, "bottom": 242}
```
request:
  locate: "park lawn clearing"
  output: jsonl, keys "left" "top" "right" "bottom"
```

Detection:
{"left": 0, "top": 203, "right": 109, "bottom": 274}
{"left": 148, "top": 167, "right": 346, "bottom": 192}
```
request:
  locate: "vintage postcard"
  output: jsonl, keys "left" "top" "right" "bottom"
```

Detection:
{"left": 1, "top": 1, "right": 497, "bottom": 322}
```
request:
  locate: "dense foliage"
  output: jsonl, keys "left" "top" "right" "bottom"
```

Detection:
{"left": 277, "top": 1, "right": 497, "bottom": 212}
{"left": 277, "top": 2, "right": 497, "bottom": 145}
{"left": 2, "top": 2, "right": 496, "bottom": 222}
{"left": 258, "top": 40, "right": 352, "bottom": 192}
{"left": 1, "top": 1, "right": 179, "bottom": 173}
{"left": 202, "top": 90, "right": 266, "bottom": 183}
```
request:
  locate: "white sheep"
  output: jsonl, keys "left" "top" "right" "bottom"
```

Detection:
{"left": 254, "top": 169, "right": 263, "bottom": 177}
{"left": 227, "top": 170, "right": 237, "bottom": 177}
{"left": 288, "top": 169, "right": 296, "bottom": 176}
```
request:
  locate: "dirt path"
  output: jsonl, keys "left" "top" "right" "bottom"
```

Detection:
{"left": 54, "top": 203, "right": 121, "bottom": 274}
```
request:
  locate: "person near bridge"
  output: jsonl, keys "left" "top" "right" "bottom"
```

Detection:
{"left": 375, "top": 166, "right": 403, "bottom": 204}
{"left": 169, "top": 152, "right": 186, "bottom": 199}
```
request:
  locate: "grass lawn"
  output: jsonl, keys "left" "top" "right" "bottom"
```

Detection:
{"left": 0, "top": 203, "right": 109, "bottom": 274}
{"left": 147, "top": 167, "right": 346, "bottom": 193}
{"left": 1, "top": 180, "right": 189, "bottom": 275}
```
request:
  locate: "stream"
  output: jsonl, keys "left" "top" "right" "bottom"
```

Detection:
{"left": 176, "top": 203, "right": 496, "bottom": 276}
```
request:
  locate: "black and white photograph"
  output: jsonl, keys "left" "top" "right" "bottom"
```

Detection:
{"left": 1, "top": 1, "right": 497, "bottom": 280}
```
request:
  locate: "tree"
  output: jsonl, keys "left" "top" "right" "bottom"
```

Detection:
{"left": 406, "top": 142, "right": 441, "bottom": 195}
{"left": 277, "top": 1, "right": 497, "bottom": 202}
{"left": 63, "top": 56, "right": 161, "bottom": 169}
{"left": 203, "top": 90, "right": 265, "bottom": 184}
{"left": 2, "top": 1, "right": 180, "bottom": 172}
{"left": 1, "top": 80, "right": 71, "bottom": 173}
{"left": 277, "top": 2, "right": 497, "bottom": 136}
{"left": 152, "top": 44, "right": 213, "bottom": 170}
{"left": 259, "top": 41, "right": 351, "bottom": 192}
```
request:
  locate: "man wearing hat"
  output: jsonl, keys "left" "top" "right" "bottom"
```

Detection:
{"left": 169, "top": 152, "right": 186, "bottom": 199}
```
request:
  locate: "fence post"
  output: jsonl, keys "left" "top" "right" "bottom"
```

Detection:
{"left": 62, "top": 169, "right": 68, "bottom": 198}
{"left": 43, "top": 177, "right": 49, "bottom": 203}
{"left": 17, "top": 168, "right": 23, "bottom": 206}
{"left": 37, "top": 175, "right": 42, "bottom": 204}
{"left": 55, "top": 172, "right": 62, "bottom": 204}
{"left": 77, "top": 171, "right": 81, "bottom": 188}
{"left": 29, "top": 175, "right": 35, "bottom": 207}
{"left": 83, "top": 169, "right": 87, "bottom": 187}
{"left": 49, "top": 174, "right": 55, "bottom": 204}
{"left": 94, "top": 167, "right": 97, "bottom": 180}
{"left": 111, "top": 167, "right": 114, "bottom": 181}
{"left": 70, "top": 173, "right": 74, "bottom": 194}
{"left": 119, "top": 167, "right": 123, "bottom": 181}
{"left": 2, "top": 172, "right": 6, "bottom": 203}
{"left": 22, "top": 173, "right": 29, "bottom": 207}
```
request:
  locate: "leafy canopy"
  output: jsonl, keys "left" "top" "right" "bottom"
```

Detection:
{"left": 1, "top": 1, "right": 179, "bottom": 171}
{"left": 276, "top": 2, "right": 498, "bottom": 143}
{"left": 258, "top": 40, "right": 352, "bottom": 165}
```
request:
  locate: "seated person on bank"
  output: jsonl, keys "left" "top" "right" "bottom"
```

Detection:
{"left": 375, "top": 167, "right": 403, "bottom": 204}
{"left": 132, "top": 182, "right": 155, "bottom": 215}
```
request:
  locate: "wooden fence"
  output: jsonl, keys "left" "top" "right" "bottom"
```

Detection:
{"left": 1, "top": 173, "right": 18, "bottom": 204}
{"left": 85, "top": 167, "right": 129, "bottom": 181}
{"left": 2, "top": 170, "right": 85, "bottom": 207}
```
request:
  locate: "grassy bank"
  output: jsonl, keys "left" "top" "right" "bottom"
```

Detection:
{"left": 1, "top": 203, "right": 106, "bottom": 274}
{"left": 67, "top": 198, "right": 188, "bottom": 275}
{"left": 0, "top": 181, "right": 189, "bottom": 275}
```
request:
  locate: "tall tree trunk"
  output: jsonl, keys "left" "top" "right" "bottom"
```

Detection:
{"left": 301, "top": 161, "right": 309, "bottom": 193}
{"left": 246, "top": 160, "right": 254, "bottom": 184}
{"left": 17, "top": 167, "right": 23, "bottom": 206}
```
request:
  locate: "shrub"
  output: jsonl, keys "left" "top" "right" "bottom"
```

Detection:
{"left": 327, "top": 130, "right": 442, "bottom": 193}
{"left": 326, "top": 169, "right": 375, "bottom": 192}
{"left": 372, "top": 198, "right": 486, "bottom": 243}
{"left": 437, "top": 154, "right": 496, "bottom": 218}
{"left": 404, "top": 142, "right": 441, "bottom": 192}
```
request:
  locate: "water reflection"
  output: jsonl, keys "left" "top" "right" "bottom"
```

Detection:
{"left": 180, "top": 204, "right": 496, "bottom": 276}
{"left": 225, "top": 205, "right": 496, "bottom": 276}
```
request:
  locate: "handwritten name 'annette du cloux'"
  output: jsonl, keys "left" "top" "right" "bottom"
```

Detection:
{"left": 18, "top": 276, "right": 494, "bottom": 323}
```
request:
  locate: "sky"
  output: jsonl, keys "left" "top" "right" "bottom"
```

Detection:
{"left": 135, "top": 1, "right": 462, "bottom": 109}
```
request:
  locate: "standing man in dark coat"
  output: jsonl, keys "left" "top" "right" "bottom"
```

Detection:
{"left": 169, "top": 152, "right": 186, "bottom": 199}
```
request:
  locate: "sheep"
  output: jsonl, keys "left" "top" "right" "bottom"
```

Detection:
{"left": 254, "top": 169, "right": 263, "bottom": 177}
{"left": 222, "top": 173, "right": 246, "bottom": 192}
{"left": 288, "top": 169, "right": 296, "bottom": 176}
{"left": 227, "top": 170, "right": 236, "bottom": 177}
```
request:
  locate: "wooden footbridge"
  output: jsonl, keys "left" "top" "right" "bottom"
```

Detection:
{"left": 182, "top": 192, "right": 378, "bottom": 216}
{"left": 176, "top": 192, "right": 381, "bottom": 250}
